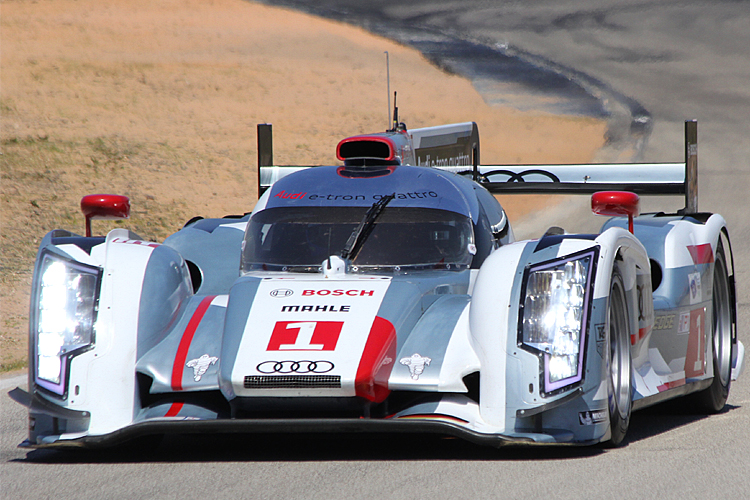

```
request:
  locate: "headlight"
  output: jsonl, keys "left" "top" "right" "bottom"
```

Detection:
{"left": 33, "top": 251, "right": 102, "bottom": 397}
{"left": 519, "top": 249, "right": 596, "bottom": 395}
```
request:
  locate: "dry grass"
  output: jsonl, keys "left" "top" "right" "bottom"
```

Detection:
{"left": 0, "top": 0, "right": 606, "bottom": 371}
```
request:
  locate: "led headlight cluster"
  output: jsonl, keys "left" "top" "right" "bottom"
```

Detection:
{"left": 520, "top": 249, "right": 596, "bottom": 395}
{"left": 34, "top": 251, "right": 102, "bottom": 396}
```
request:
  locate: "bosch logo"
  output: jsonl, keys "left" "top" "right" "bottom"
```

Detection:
{"left": 302, "top": 289, "right": 374, "bottom": 296}
{"left": 270, "top": 288, "right": 293, "bottom": 298}
{"left": 256, "top": 360, "right": 334, "bottom": 374}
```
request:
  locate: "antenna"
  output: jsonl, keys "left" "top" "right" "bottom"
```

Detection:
{"left": 384, "top": 53, "right": 402, "bottom": 132}
{"left": 392, "top": 91, "right": 398, "bottom": 131}
{"left": 385, "top": 51, "right": 391, "bottom": 129}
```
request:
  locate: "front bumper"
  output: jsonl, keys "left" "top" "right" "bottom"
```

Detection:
{"left": 10, "top": 386, "right": 599, "bottom": 449}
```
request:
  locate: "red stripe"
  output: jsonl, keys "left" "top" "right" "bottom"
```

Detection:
{"left": 631, "top": 327, "right": 649, "bottom": 345}
{"left": 657, "top": 378, "right": 686, "bottom": 392}
{"left": 639, "top": 327, "right": 648, "bottom": 341}
{"left": 164, "top": 401, "right": 184, "bottom": 417}
{"left": 171, "top": 295, "right": 216, "bottom": 391}
{"left": 355, "top": 316, "right": 397, "bottom": 402}
{"left": 687, "top": 244, "right": 714, "bottom": 265}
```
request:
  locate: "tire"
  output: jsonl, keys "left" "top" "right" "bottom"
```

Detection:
{"left": 691, "top": 241, "right": 734, "bottom": 413}
{"left": 607, "top": 266, "right": 633, "bottom": 446}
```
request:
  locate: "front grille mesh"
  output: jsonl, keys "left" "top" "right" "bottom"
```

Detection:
{"left": 244, "top": 375, "right": 341, "bottom": 389}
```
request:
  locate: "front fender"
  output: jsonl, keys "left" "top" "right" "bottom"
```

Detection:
{"left": 594, "top": 226, "right": 653, "bottom": 365}
{"left": 27, "top": 228, "right": 167, "bottom": 442}
{"left": 469, "top": 241, "right": 529, "bottom": 430}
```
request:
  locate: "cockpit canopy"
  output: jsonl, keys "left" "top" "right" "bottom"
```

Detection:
{"left": 241, "top": 206, "right": 475, "bottom": 273}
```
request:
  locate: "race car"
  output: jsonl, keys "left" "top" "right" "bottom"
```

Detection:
{"left": 10, "top": 118, "right": 744, "bottom": 448}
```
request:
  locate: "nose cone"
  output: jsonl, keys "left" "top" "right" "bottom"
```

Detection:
{"left": 222, "top": 277, "right": 395, "bottom": 403}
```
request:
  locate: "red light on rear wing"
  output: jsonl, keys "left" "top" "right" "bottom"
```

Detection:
{"left": 591, "top": 191, "right": 640, "bottom": 233}
{"left": 81, "top": 194, "right": 130, "bottom": 237}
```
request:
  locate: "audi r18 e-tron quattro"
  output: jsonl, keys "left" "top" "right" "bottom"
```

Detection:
{"left": 10, "top": 118, "right": 744, "bottom": 448}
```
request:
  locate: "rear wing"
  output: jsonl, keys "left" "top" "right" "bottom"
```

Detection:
{"left": 257, "top": 120, "right": 699, "bottom": 214}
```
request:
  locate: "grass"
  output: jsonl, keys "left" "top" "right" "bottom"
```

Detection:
{"left": 0, "top": 359, "right": 28, "bottom": 373}
{"left": 0, "top": 134, "right": 210, "bottom": 371}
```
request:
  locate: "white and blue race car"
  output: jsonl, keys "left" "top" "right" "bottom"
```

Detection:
{"left": 10, "top": 119, "right": 744, "bottom": 448}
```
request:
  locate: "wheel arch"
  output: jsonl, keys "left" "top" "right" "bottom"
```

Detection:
{"left": 594, "top": 227, "right": 653, "bottom": 350}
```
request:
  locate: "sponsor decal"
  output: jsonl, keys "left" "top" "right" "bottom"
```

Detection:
{"left": 308, "top": 194, "right": 367, "bottom": 201}
{"left": 302, "top": 289, "right": 374, "bottom": 296}
{"left": 306, "top": 191, "right": 439, "bottom": 201}
{"left": 685, "top": 307, "right": 706, "bottom": 377}
{"left": 417, "top": 153, "right": 471, "bottom": 168}
{"left": 436, "top": 168, "right": 560, "bottom": 183}
{"left": 270, "top": 288, "right": 293, "bottom": 298}
{"left": 579, "top": 410, "right": 607, "bottom": 426}
{"left": 267, "top": 321, "right": 343, "bottom": 351}
{"left": 274, "top": 190, "right": 307, "bottom": 200}
{"left": 281, "top": 304, "right": 350, "bottom": 312}
{"left": 237, "top": 279, "right": 391, "bottom": 397}
{"left": 379, "top": 191, "right": 438, "bottom": 200}
{"left": 400, "top": 353, "right": 431, "bottom": 380}
{"left": 678, "top": 312, "right": 691, "bottom": 334}
{"left": 688, "top": 272, "right": 702, "bottom": 304}
{"left": 595, "top": 323, "right": 606, "bottom": 358}
{"left": 653, "top": 315, "right": 675, "bottom": 331}
{"left": 256, "top": 360, "right": 334, "bottom": 374}
{"left": 186, "top": 354, "right": 218, "bottom": 382}
{"left": 111, "top": 237, "right": 159, "bottom": 249}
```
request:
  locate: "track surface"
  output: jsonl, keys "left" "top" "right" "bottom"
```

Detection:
{"left": 3, "top": 1, "right": 750, "bottom": 498}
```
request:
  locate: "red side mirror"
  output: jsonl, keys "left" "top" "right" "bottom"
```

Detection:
{"left": 591, "top": 191, "right": 640, "bottom": 234}
{"left": 81, "top": 194, "right": 130, "bottom": 237}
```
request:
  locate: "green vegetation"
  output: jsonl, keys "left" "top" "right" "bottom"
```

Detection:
{"left": 0, "top": 135, "right": 199, "bottom": 370}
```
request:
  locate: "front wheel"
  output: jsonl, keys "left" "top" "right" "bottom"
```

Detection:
{"left": 607, "top": 266, "right": 633, "bottom": 446}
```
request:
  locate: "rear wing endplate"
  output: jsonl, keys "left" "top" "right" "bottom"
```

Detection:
{"left": 256, "top": 120, "right": 699, "bottom": 214}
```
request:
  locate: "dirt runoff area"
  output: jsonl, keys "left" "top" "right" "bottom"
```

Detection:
{"left": 0, "top": 0, "right": 606, "bottom": 371}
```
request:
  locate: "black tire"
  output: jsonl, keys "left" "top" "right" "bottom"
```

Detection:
{"left": 607, "top": 266, "right": 633, "bottom": 446}
{"left": 691, "top": 241, "right": 734, "bottom": 413}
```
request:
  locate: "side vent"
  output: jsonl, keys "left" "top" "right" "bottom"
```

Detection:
{"left": 462, "top": 372, "right": 480, "bottom": 404}
{"left": 650, "top": 258, "right": 663, "bottom": 291}
{"left": 185, "top": 260, "right": 202, "bottom": 293}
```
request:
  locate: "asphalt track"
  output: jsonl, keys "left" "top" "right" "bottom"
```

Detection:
{"left": 3, "top": 1, "right": 750, "bottom": 498}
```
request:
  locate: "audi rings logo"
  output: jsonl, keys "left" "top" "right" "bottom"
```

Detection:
{"left": 270, "top": 288, "right": 293, "bottom": 298}
{"left": 256, "top": 360, "right": 334, "bottom": 374}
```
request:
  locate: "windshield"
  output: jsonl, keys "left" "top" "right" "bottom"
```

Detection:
{"left": 241, "top": 206, "right": 474, "bottom": 273}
